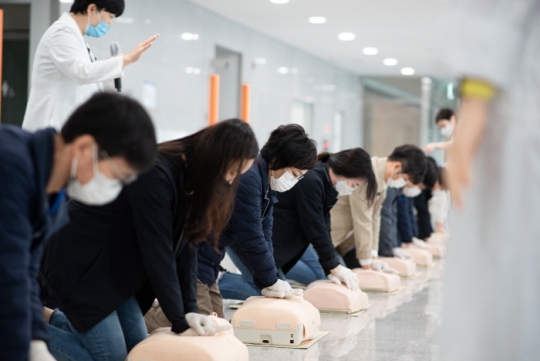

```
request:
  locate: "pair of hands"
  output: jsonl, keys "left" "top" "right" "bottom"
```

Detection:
{"left": 361, "top": 259, "right": 399, "bottom": 274}
{"left": 181, "top": 313, "right": 231, "bottom": 336}
{"left": 261, "top": 279, "right": 304, "bottom": 299}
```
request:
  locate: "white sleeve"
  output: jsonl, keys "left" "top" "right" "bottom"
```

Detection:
{"left": 443, "top": 0, "right": 539, "bottom": 88}
{"left": 48, "top": 28, "right": 123, "bottom": 85}
{"left": 429, "top": 192, "right": 448, "bottom": 223}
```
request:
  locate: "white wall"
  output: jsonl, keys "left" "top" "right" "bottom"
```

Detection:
{"left": 58, "top": 0, "right": 363, "bottom": 149}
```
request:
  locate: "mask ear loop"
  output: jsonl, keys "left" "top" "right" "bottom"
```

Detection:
{"left": 92, "top": 145, "right": 100, "bottom": 178}
{"left": 70, "top": 157, "right": 78, "bottom": 181}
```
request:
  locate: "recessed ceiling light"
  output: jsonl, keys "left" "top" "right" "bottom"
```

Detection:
{"left": 59, "top": 0, "right": 74, "bottom": 3}
{"left": 277, "top": 67, "right": 290, "bottom": 74}
{"left": 309, "top": 17, "right": 327, "bottom": 24}
{"left": 338, "top": 32, "right": 355, "bottom": 41}
{"left": 401, "top": 67, "right": 415, "bottom": 76}
{"left": 181, "top": 33, "right": 199, "bottom": 41}
{"left": 383, "top": 58, "right": 398, "bottom": 66}
{"left": 363, "top": 47, "right": 378, "bottom": 55}
{"left": 185, "top": 67, "right": 194, "bottom": 74}
{"left": 270, "top": 0, "right": 289, "bottom": 3}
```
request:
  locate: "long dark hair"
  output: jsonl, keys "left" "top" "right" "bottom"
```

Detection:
{"left": 319, "top": 148, "right": 377, "bottom": 206}
{"left": 159, "top": 119, "right": 259, "bottom": 245}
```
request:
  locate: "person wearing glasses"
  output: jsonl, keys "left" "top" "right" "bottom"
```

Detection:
{"left": 196, "top": 125, "right": 317, "bottom": 316}
{"left": 41, "top": 119, "right": 259, "bottom": 361}
{"left": 22, "top": 0, "right": 158, "bottom": 131}
{"left": 0, "top": 92, "right": 157, "bottom": 361}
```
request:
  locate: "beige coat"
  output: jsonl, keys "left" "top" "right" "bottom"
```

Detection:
{"left": 330, "top": 157, "right": 388, "bottom": 264}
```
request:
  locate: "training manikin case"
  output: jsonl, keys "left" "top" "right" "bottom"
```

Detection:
{"left": 379, "top": 257, "right": 417, "bottom": 277}
{"left": 303, "top": 280, "right": 369, "bottom": 314}
{"left": 231, "top": 296, "right": 320, "bottom": 346}
{"left": 404, "top": 248, "right": 433, "bottom": 266}
{"left": 352, "top": 269, "right": 401, "bottom": 292}
{"left": 127, "top": 318, "right": 248, "bottom": 361}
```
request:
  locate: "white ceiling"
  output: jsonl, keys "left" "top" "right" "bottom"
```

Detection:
{"left": 188, "top": 0, "right": 447, "bottom": 77}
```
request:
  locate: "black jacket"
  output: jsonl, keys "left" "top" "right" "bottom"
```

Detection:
{"left": 414, "top": 189, "right": 433, "bottom": 239}
{"left": 41, "top": 154, "right": 197, "bottom": 334}
{"left": 272, "top": 161, "right": 341, "bottom": 275}
{"left": 0, "top": 126, "right": 68, "bottom": 361}
{"left": 198, "top": 155, "right": 279, "bottom": 289}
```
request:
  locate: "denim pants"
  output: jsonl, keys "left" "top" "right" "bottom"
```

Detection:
{"left": 218, "top": 246, "right": 328, "bottom": 300}
{"left": 284, "top": 246, "right": 327, "bottom": 285}
{"left": 48, "top": 296, "right": 147, "bottom": 361}
{"left": 218, "top": 247, "right": 261, "bottom": 300}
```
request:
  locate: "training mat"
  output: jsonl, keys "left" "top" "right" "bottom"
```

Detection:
{"left": 318, "top": 304, "right": 373, "bottom": 317}
{"left": 244, "top": 331, "right": 329, "bottom": 349}
{"left": 362, "top": 286, "right": 405, "bottom": 295}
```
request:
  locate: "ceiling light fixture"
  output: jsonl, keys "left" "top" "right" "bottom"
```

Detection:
{"left": 338, "top": 32, "right": 355, "bottom": 41}
{"left": 401, "top": 67, "right": 415, "bottom": 76}
{"left": 309, "top": 17, "right": 327, "bottom": 24}
{"left": 363, "top": 47, "right": 378, "bottom": 55}
{"left": 383, "top": 58, "right": 398, "bottom": 66}
{"left": 277, "top": 67, "right": 290, "bottom": 74}
{"left": 181, "top": 33, "right": 199, "bottom": 41}
{"left": 270, "top": 0, "right": 289, "bottom": 4}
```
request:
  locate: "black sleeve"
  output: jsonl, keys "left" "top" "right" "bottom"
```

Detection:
{"left": 293, "top": 178, "right": 340, "bottom": 272}
{"left": 397, "top": 195, "right": 414, "bottom": 243}
{"left": 414, "top": 190, "right": 433, "bottom": 240}
{"left": 126, "top": 167, "right": 189, "bottom": 334}
{"left": 176, "top": 243, "right": 199, "bottom": 313}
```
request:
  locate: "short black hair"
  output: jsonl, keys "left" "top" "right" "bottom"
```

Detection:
{"left": 261, "top": 124, "right": 317, "bottom": 171}
{"left": 61, "top": 92, "right": 157, "bottom": 172}
{"left": 435, "top": 108, "right": 455, "bottom": 123}
{"left": 388, "top": 144, "right": 427, "bottom": 185}
{"left": 71, "top": 0, "right": 125, "bottom": 17}
{"left": 422, "top": 157, "right": 439, "bottom": 190}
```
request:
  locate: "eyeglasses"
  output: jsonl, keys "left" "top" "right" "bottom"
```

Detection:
{"left": 100, "top": 150, "right": 138, "bottom": 185}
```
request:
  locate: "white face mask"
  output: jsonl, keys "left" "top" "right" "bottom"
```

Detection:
{"left": 67, "top": 147, "right": 123, "bottom": 205}
{"left": 403, "top": 186, "right": 421, "bottom": 198}
{"left": 387, "top": 172, "right": 407, "bottom": 189}
{"left": 270, "top": 170, "right": 299, "bottom": 193}
{"left": 335, "top": 180, "right": 354, "bottom": 196}
{"left": 440, "top": 125, "right": 454, "bottom": 139}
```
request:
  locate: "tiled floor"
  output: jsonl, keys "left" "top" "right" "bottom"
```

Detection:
{"left": 224, "top": 262, "right": 443, "bottom": 361}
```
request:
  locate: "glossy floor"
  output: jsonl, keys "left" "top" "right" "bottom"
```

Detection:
{"left": 224, "top": 262, "right": 443, "bottom": 361}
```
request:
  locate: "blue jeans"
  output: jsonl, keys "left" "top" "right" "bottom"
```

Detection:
{"left": 218, "top": 247, "right": 329, "bottom": 300}
{"left": 285, "top": 246, "right": 327, "bottom": 285}
{"left": 218, "top": 247, "right": 261, "bottom": 300}
{"left": 48, "top": 296, "right": 147, "bottom": 361}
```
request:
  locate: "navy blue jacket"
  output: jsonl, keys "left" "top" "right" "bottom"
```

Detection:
{"left": 198, "top": 155, "right": 279, "bottom": 289}
{"left": 378, "top": 187, "right": 401, "bottom": 257}
{"left": 396, "top": 195, "right": 417, "bottom": 245}
{"left": 272, "top": 161, "right": 341, "bottom": 275}
{"left": 0, "top": 126, "right": 68, "bottom": 361}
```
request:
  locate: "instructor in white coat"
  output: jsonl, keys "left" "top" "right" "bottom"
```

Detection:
{"left": 22, "top": 0, "right": 158, "bottom": 131}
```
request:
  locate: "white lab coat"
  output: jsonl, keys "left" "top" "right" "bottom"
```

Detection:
{"left": 440, "top": 1, "right": 540, "bottom": 360}
{"left": 22, "top": 13, "right": 123, "bottom": 131}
